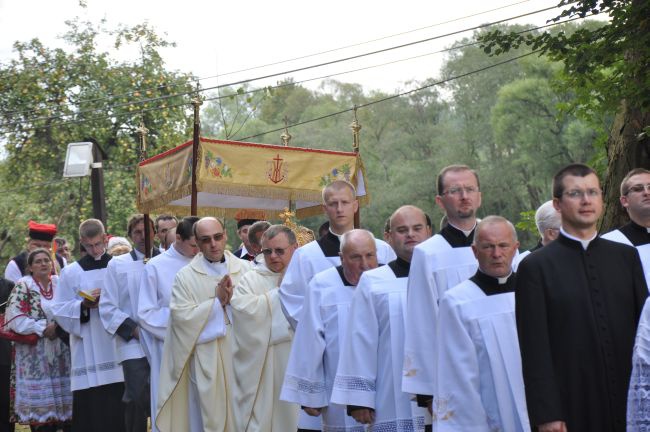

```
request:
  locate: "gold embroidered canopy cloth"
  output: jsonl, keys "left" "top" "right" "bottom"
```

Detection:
{"left": 136, "top": 137, "right": 369, "bottom": 219}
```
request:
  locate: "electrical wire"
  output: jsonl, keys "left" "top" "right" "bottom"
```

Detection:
{"left": 0, "top": 0, "right": 539, "bottom": 118}
{"left": 0, "top": 3, "right": 560, "bottom": 126}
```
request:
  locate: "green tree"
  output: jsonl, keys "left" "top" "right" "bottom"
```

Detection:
{"left": 480, "top": 1, "right": 650, "bottom": 230}
{"left": 0, "top": 18, "right": 195, "bottom": 259}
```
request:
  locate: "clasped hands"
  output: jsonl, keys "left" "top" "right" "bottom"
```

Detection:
{"left": 216, "top": 275, "right": 233, "bottom": 307}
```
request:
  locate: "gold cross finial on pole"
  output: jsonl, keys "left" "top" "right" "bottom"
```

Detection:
{"left": 280, "top": 116, "right": 292, "bottom": 147}
{"left": 350, "top": 106, "right": 361, "bottom": 153}
{"left": 136, "top": 115, "right": 149, "bottom": 162}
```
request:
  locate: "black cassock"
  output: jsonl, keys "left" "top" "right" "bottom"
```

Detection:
{"left": 515, "top": 234, "right": 648, "bottom": 431}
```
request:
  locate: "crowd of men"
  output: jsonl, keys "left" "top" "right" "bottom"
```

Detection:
{"left": 1, "top": 163, "right": 650, "bottom": 432}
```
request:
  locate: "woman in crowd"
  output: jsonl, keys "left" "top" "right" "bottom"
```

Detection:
{"left": 6, "top": 248, "right": 72, "bottom": 431}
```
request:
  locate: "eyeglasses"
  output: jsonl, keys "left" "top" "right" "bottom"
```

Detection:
{"left": 625, "top": 184, "right": 650, "bottom": 195}
{"left": 563, "top": 189, "right": 602, "bottom": 199}
{"left": 198, "top": 233, "right": 225, "bottom": 244}
{"left": 261, "top": 247, "right": 289, "bottom": 256}
{"left": 442, "top": 186, "right": 479, "bottom": 196}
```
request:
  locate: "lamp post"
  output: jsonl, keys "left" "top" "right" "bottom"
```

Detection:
{"left": 63, "top": 140, "right": 108, "bottom": 226}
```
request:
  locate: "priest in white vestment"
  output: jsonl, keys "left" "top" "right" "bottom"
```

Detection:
{"left": 282, "top": 229, "right": 379, "bottom": 431}
{"left": 279, "top": 180, "right": 394, "bottom": 431}
{"left": 436, "top": 216, "right": 530, "bottom": 432}
{"left": 156, "top": 217, "right": 252, "bottom": 432}
{"left": 137, "top": 216, "right": 199, "bottom": 432}
{"left": 602, "top": 168, "right": 650, "bottom": 286}
{"left": 331, "top": 206, "right": 430, "bottom": 431}
{"left": 231, "top": 224, "right": 299, "bottom": 431}
{"left": 403, "top": 165, "right": 481, "bottom": 410}
{"left": 51, "top": 218, "right": 126, "bottom": 432}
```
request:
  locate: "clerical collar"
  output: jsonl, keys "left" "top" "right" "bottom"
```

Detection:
{"left": 78, "top": 252, "right": 112, "bottom": 271}
{"left": 439, "top": 222, "right": 475, "bottom": 248}
{"left": 388, "top": 257, "right": 410, "bottom": 278}
{"left": 318, "top": 231, "right": 341, "bottom": 257}
{"left": 470, "top": 270, "right": 516, "bottom": 296}
{"left": 203, "top": 255, "right": 226, "bottom": 264}
{"left": 130, "top": 247, "right": 160, "bottom": 261}
{"left": 335, "top": 265, "right": 354, "bottom": 286}
{"left": 329, "top": 228, "right": 343, "bottom": 240}
{"left": 560, "top": 227, "right": 597, "bottom": 250}
{"left": 619, "top": 220, "right": 650, "bottom": 246}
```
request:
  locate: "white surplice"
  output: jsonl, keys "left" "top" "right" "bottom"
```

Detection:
{"left": 231, "top": 263, "right": 298, "bottom": 432}
{"left": 280, "top": 238, "right": 396, "bottom": 329}
{"left": 402, "top": 235, "right": 477, "bottom": 397}
{"left": 280, "top": 236, "right": 395, "bottom": 431}
{"left": 281, "top": 266, "right": 366, "bottom": 431}
{"left": 156, "top": 251, "right": 251, "bottom": 432}
{"left": 331, "top": 266, "right": 426, "bottom": 432}
{"left": 628, "top": 297, "right": 650, "bottom": 431}
{"left": 50, "top": 255, "right": 124, "bottom": 391}
{"left": 99, "top": 251, "right": 146, "bottom": 362}
{"left": 602, "top": 229, "right": 650, "bottom": 288}
{"left": 137, "top": 244, "right": 192, "bottom": 432}
{"left": 435, "top": 280, "right": 530, "bottom": 432}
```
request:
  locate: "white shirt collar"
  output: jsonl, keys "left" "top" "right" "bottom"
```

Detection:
{"left": 448, "top": 221, "right": 477, "bottom": 238}
{"left": 560, "top": 227, "right": 598, "bottom": 250}
{"left": 329, "top": 228, "right": 343, "bottom": 240}
{"left": 202, "top": 256, "right": 228, "bottom": 276}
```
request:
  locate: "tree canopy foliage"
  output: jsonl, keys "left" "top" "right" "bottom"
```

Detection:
{"left": 0, "top": 15, "right": 614, "bottom": 261}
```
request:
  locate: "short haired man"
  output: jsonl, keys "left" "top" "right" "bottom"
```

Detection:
{"left": 435, "top": 216, "right": 530, "bottom": 431}
{"left": 403, "top": 165, "right": 482, "bottom": 410}
{"left": 156, "top": 217, "right": 252, "bottom": 432}
{"left": 331, "top": 206, "right": 431, "bottom": 430}
{"left": 279, "top": 181, "right": 395, "bottom": 431}
{"left": 231, "top": 225, "right": 300, "bottom": 430}
{"left": 516, "top": 164, "right": 647, "bottom": 432}
{"left": 137, "top": 216, "right": 199, "bottom": 432}
{"left": 51, "top": 218, "right": 126, "bottom": 432}
{"left": 5, "top": 220, "right": 64, "bottom": 282}
{"left": 233, "top": 218, "right": 260, "bottom": 261}
{"left": 154, "top": 215, "right": 177, "bottom": 252}
{"left": 602, "top": 168, "right": 650, "bottom": 284}
{"left": 100, "top": 215, "right": 160, "bottom": 432}
{"left": 247, "top": 220, "right": 272, "bottom": 262}
{"left": 282, "top": 229, "right": 379, "bottom": 430}
{"left": 55, "top": 237, "right": 72, "bottom": 262}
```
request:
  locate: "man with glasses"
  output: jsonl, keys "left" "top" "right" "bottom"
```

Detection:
{"left": 403, "top": 164, "right": 482, "bottom": 413}
{"left": 51, "top": 218, "right": 126, "bottom": 432}
{"left": 516, "top": 163, "right": 647, "bottom": 432}
{"left": 156, "top": 217, "right": 252, "bottom": 432}
{"left": 602, "top": 168, "right": 650, "bottom": 285}
{"left": 230, "top": 225, "right": 300, "bottom": 431}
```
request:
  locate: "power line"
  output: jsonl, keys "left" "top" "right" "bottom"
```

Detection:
{"left": 237, "top": 50, "right": 542, "bottom": 141}
{"left": 0, "top": 13, "right": 585, "bottom": 136}
{"left": 1, "top": 4, "right": 560, "bottom": 127}
{"left": 0, "top": 0, "right": 537, "bottom": 119}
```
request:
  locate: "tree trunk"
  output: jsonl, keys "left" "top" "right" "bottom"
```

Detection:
{"left": 599, "top": 101, "right": 650, "bottom": 232}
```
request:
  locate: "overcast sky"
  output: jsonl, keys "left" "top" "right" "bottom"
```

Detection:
{"left": 0, "top": 0, "right": 589, "bottom": 94}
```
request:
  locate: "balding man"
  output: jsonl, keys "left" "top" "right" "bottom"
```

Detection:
{"left": 435, "top": 216, "right": 530, "bottom": 431}
{"left": 280, "top": 180, "right": 395, "bottom": 431}
{"left": 156, "top": 217, "right": 252, "bottom": 432}
{"left": 331, "top": 205, "right": 431, "bottom": 430}
{"left": 281, "top": 229, "right": 379, "bottom": 431}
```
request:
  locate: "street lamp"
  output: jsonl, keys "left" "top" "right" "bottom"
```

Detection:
{"left": 63, "top": 140, "right": 107, "bottom": 226}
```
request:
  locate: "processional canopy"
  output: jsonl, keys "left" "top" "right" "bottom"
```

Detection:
{"left": 136, "top": 137, "right": 369, "bottom": 219}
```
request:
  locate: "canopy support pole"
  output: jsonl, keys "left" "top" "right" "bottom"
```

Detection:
{"left": 351, "top": 107, "right": 362, "bottom": 228}
{"left": 137, "top": 117, "right": 152, "bottom": 260}
{"left": 191, "top": 86, "right": 203, "bottom": 216}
